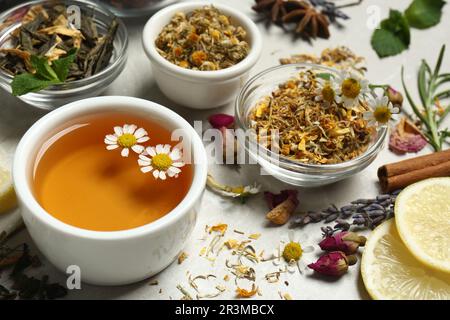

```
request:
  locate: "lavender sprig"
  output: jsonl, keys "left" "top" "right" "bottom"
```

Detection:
{"left": 292, "top": 190, "right": 400, "bottom": 233}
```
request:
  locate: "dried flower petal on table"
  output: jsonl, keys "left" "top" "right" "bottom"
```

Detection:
{"left": 389, "top": 117, "right": 427, "bottom": 154}
{"left": 280, "top": 46, "right": 366, "bottom": 74}
{"left": 209, "top": 223, "right": 228, "bottom": 235}
{"left": 264, "top": 189, "right": 298, "bottom": 209}
{"left": 307, "top": 251, "right": 357, "bottom": 277}
{"left": 236, "top": 283, "right": 258, "bottom": 298}
{"left": 206, "top": 174, "right": 261, "bottom": 202}
{"left": 178, "top": 252, "right": 188, "bottom": 264}
{"left": 266, "top": 192, "right": 299, "bottom": 225}
{"left": 319, "top": 231, "right": 366, "bottom": 254}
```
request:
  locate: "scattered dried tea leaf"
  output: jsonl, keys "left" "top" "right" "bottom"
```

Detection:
{"left": 248, "top": 233, "right": 261, "bottom": 240}
{"left": 178, "top": 252, "right": 188, "bottom": 264}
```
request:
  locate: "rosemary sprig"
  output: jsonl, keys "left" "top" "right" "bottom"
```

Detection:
{"left": 401, "top": 44, "right": 450, "bottom": 151}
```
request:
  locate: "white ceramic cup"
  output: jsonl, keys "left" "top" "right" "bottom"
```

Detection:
{"left": 12, "top": 96, "right": 208, "bottom": 286}
{"left": 142, "top": 1, "right": 263, "bottom": 109}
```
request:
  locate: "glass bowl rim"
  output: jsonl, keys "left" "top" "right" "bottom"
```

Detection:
{"left": 234, "top": 62, "right": 388, "bottom": 170}
{"left": 0, "top": 0, "right": 128, "bottom": 92}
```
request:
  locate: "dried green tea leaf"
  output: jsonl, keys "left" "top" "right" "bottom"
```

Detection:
{"left": 371, "top": 10, "right": 410, "bottom": 58}
{"left": 405, "top": 0, "right": 446, "bottom": 29}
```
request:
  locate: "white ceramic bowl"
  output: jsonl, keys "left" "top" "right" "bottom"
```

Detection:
{"left": 12, "top": 96, "right": 207, "bottom": 286}
{"left": 142, "top": 1, "right": 263, "bottom": 109}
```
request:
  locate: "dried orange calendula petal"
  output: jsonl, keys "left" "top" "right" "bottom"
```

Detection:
{"left": 236, "top": 284, "right": 257, "bottom": 298}
{"left": 209, "top": 223, "right": 228, "bottom": 235}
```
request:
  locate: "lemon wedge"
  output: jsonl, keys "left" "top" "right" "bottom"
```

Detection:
{"left": 395, "top": 177, "right": 450, "bottom": 273}
{"left": 361, "top": 219, "right": 450, "bottom": 300}
{"left": 0, "top": 166, "right": 17, "bottom": 214}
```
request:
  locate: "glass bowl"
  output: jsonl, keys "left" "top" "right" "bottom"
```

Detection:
{"left": 235, "top": 63, "right": 387, "bottom": 187}
{"left": 97, "top": 0, "right": 178, "bottom": 17}
{"left": 0, "top": 0, "right": 128, "bottom": 110}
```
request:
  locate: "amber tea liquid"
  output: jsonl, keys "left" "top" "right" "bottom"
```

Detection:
{"left": 33, "top": 113, "right": 193, "bottom": 232}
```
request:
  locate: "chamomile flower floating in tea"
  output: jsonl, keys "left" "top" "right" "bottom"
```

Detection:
{"left": 138, "top": 144, "right": 185, "bottom": 180}
{"left": 363, "top": 95, "right": 399, "bottom": 126}
{"left": 104, "top": 124, "right": 149, "bottom": 157}
{"left": 335, "top": 71, "right": 370, "bottom": 108}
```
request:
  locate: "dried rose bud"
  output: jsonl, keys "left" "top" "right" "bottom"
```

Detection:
{"left": 308, "top": 251, "right": 357, "bottom": 277}
{"left": 264, "top": 189, "right": 298, "bottom": 209}
{"left": 208, "top": 113, "right": 235, "bottom": 129}
{"left": 387, "top": 86, "right": 403, "bottom": 108}
{"left": 319, "top": 231, "right": 366, "bottom": 255}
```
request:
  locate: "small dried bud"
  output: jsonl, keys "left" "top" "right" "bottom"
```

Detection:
{"left": 319, "top": 231, "right": 367, "bottom": 255}
{"left": 208, "top": 113, "right": 235, "bottom": 129}
{"left": 308, "top": 251, "right": 357, "bottom": 277}
{"left": 264, "top": 189, "right": 298, "bottom": 209}
{"left": 387, "top": 86, "right": 403, "bottom": 108}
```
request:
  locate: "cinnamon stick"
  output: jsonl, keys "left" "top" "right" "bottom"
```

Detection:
{"left": 378, "top": 149, "right": 450, "bottom": 192}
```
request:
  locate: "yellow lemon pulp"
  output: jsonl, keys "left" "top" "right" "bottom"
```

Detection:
{"left": 395, "top": 177, "right": 450, "bottom": 273}
{"left": 361, "top": 219, "right": 450, "bottom": 300}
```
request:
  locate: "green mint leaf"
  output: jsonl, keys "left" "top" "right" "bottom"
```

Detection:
{"left": 51, "top": 48, "right": 77, "bottom": 82}
{"left": 30, "top": 55, "right": 58, "bottom": 81}
{"left": 371, "top": 10, "right": 410, "bottom": 58}
{"left": 11, "top": 73, "right": 59, "bottom": 96}
{"left": 405, "top": 0, "right": 446, "bottom": 29}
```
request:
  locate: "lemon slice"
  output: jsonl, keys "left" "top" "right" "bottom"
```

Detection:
{"left": 395, "top": 177, "right": 450, "bottom": 273}
{"left": 361, "top": 219, "right": 450, "bottom": 300}
{"left": 0, "top": 166, "right": 17, "bottom": 214}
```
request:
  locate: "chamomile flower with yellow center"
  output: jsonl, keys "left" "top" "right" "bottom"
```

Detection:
{"left": 138, "top": 144, "right": 185, "bottom": 180}
{"left": 335, "top": 71, "right": 369, "bottom": 108}
{"left": 314, "top": 78, "right": 337, "bottom": 106}
{"left": 104, "top": 124, "right": 149, "bottom": 157}
{"left": 268, "top": 231, "right": 314, "bottom": 274}
{"left": 363, "top": 95, "right": 399, "bottom": 126}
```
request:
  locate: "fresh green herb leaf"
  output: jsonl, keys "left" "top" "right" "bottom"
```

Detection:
{"left": 11, "top": 49, "right": 78, "bottom": 96}
{"left": 371, "top": 10, "right": 410, "bottom": 58}
{"left": 316, "top": 72, "right": 333, "bottom": 80}
{"left": 405, "top": 0, "right": 446, "bottom": 29}
{"left": 11, "top": 73, "right": 59, "bottom": 96}
{"left": 51, "top": 48, "right": 77, "bottom": 82}
{"left": 30, "top": 55, "right": 58, "bottom": 81}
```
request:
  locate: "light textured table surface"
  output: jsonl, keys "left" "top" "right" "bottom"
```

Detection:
{"left": 0, "top": 0, "right": 449, "bottom": 299}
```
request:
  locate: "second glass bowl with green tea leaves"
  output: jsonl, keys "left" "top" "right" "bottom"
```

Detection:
{"left": 236, "top": 63, "right": 390, "bottom": 187}
{"left": 0, "top": 0, "right": 128, "bottom": 110}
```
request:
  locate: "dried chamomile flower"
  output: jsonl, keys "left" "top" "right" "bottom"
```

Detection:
{"left": 104, "top": 124, "right": 149, "bottom": 157}
{"left": 206, "top": 174, "right": 260, "bottom": 201}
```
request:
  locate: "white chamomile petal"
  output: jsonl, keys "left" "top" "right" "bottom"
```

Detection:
{"left": 302, "top": 245, "right": 315, "bottom": 253}
{"left": 391, "top": 106, "right": 400, "bottom": 114}
{"left": 141, "top": 166, "right": 153, "bottom": 173}
{"left": 172, "top": 161, "right": 185, "bottom": 168}
{"left": 155, "top": 144, "right": 164, "bottom": 154}
{"left": 159, "top": 171, "right": 166, "bottom": 180}
{"left": 121, "top": 148, "right": 129, "bottom": 157}
{"left": 137, "top": 136, "right": 149, "bottom": 143}
{"left": 113, "top": 126, "right": 123, "bottom": 136}
{"left": 162, "top": 144, "right": 171, "bottom": 154}
{"left": 105, "top": 134, "right": 117, "bottom": 142}
{"left": 146, "top": 147, "right": 156, "bottom": 157}
{"left": 153, "top": 170, "right": 160, "bottom": 179}
{"left": 106, "top": 144, "right": 118, "bottom": 150}
{"left": 168, "top": 166, "right": 181, "bottom": 175}
{"left": 138, "top": 159, "right": 150, "bottom": 166}
{"left": 131, "top": 144, "right": 144, "bottom": 154}
{"left": 104, "top": 139, "right": 116, "bottom": 145}
{"left": 139, "top": 154, "right": 151, "bottom": 161}
{"left": 169, "top": 148, "right": 181, "bottom": 160}
{"left": 134, "top": 128, "right": 147, "bottom": 139}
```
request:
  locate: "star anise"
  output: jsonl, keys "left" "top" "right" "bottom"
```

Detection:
{"left": 282, "top": 2, "right": 330, "bottom": 38}
{"left": 252, "top": 0, "right": 306, "bottom": 23}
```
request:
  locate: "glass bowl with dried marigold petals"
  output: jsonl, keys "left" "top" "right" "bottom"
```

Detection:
{"left": 235, "top": 63, "right": 387, "bottom": 187}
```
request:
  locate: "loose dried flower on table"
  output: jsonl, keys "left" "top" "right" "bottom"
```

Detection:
{"left": 155, "top": 6, "right": 250, "bottom": 71}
